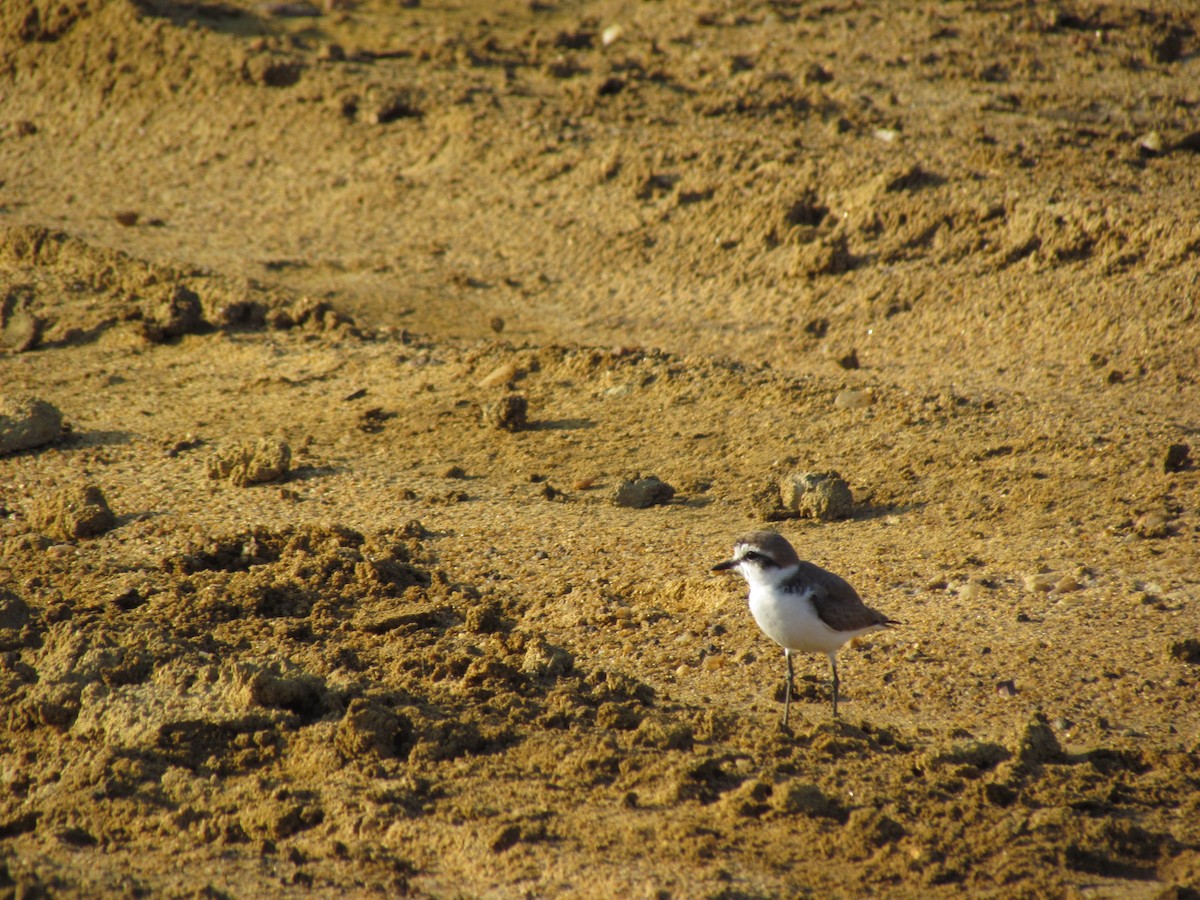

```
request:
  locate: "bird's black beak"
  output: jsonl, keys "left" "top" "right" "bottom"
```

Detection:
{"left": 712, "top": 559, "right": 737, "bottom": 572}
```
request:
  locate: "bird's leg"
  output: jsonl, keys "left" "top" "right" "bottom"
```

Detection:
{"left": 830, "top": 657, "right": 840, "bottom": 720}
{"left": 783, "top": 650, "right": 795, "bottom": 727}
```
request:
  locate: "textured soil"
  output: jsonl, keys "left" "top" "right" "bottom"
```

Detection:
{"left": 2, "top": 0, "right": 1199, "bottom": 896}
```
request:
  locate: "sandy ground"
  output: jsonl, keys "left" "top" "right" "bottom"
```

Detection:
{"left": 2, "top": 0, "right": 1199, "bottom": 895}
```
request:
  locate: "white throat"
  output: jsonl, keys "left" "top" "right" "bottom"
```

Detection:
{"left": 738, "top": 560, "right": 800, "bottom": 593}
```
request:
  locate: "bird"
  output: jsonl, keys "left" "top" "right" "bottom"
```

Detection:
{"left": 712, "top": 530, "right": 897, "bottom": 724}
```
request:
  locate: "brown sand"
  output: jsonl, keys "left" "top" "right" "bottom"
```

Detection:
{"left": 1, "top": 0, "right": 1199, "bottom": 895}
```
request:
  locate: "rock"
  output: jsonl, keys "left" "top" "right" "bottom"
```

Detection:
{"left": 1, "top": 287, "right": 44, "bottom": 352}
{"left": 1023, "top": 572, "right": 1057, "bottom": 593}
{"left": 834, "top": 389, "right": 873, "bottom": 410}
{"left": 207, "top": 438, "right": 292, "bottom": 486}
{"left": 804, "top": 63, "right": 834, "bottom": 84}
{"left": 1169, "top": 639, "right": 1200, "bottom": 665}
{"left": 601, "top": 25, "right": 623, "bottom": 46}
{"left": 482, "top": 393, "right": 528, "bottom": 431}
{"left": 1164, "top": 443, "right": 1191, "bottom": 472}
{"left": 141, "top": 285, "right": 206, "bottom": 343}
{"left": 1134, "top": 512, "right": 1171, "bottom": 539}
{"left": 779, "top": 471, "right": 853, "bottom": 521}
{"left": 30, "top": 484, "right": 115, "bottom": 540}
{"left": 958, "top": 581, "right": 983, "bottom": 601}
{"left": 613, "top": 475, "right": 675, "bottom": 508}
{"left": 0, "top": 395, "right": 63, "bottom": 454}
{"left": 1137, "top": 131, "right": 1164, "bottom": 156}
{"left": 477, "top": 361, "right": 520, "bottom": 389}
{"left": 317, "top": 42, "right": 345, "bottom": 61}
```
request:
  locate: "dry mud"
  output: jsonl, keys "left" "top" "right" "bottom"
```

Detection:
{"left": 2, "top": 1, "right": 1199, "bottom": 896}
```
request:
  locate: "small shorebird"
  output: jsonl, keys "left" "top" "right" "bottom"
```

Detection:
{"left": 713, "top": 530, "right": 897, "bottom": 723}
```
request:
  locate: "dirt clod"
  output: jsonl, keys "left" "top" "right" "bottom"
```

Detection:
{"left": 1, "top": 287, "right": 44, "bottom": 352}
{"left": 30, "top": 483, "right": 115, "bottom": 540}
{"left": 612, "top": 475, "right": 675, "bottom": 508}
{"left": 482, "top": 394, "right": 528, "bottom": 432}
{"left": 207, "top": 438, "right": 292, "bottom": 486}
{"left": 141, "top": 285, "right": 206, "bottom": 343}
{"left": 778, "top": 471, "right": 854, "bottom": 521}
{"left": 0, "top": 394, "right": 62, "bottom": 454}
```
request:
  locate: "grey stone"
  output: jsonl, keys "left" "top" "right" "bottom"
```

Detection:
{"left": 613, "top": 475, "right": 675, "bottom": 509}
{"left": 779, "top": 471, "right": 853, "bottom": 520}
{"left": 0, "top": 395, "right": 63, "bottom": 454}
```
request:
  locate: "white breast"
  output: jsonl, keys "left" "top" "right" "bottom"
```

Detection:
{"left": 747, "top": 581, "right": 882, "bottom": 654}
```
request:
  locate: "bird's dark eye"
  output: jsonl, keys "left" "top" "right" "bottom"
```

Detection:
{"left": 742, "top": 551, "right": 764, "bottom": 563}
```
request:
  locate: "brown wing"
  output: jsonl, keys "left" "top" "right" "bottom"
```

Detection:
{"left": 799, "top": 562, "right": 897, "bottom": 632}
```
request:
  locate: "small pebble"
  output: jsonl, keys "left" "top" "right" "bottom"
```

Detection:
{"left": 834, "top": 389, "right": 873, "bottom": 410}
{"left": 1023, "top": 573, "right": 1057, "bottom": 593}
{"left": 996, "top": 679, "right": 1018, "bottom": 697}
{"left": 1137, "top": 131, "right": 1164, "bottom": 156}
{"left": 477, "top": 362, "right": 519, "bottom": 389}
{"left": 318, "top": 42, "right": 345, "bottom": 61}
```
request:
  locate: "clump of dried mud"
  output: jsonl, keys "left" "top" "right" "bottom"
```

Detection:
{"left": 2, "top": 0, "right": 1199, "bottom": 896}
